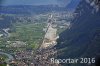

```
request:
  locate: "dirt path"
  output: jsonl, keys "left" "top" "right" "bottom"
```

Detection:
{"left": 40, "top": 23, "right": 57, "bottom": 49}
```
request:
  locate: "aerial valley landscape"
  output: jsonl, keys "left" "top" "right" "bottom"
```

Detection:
{"left": 0, "top": 0, "right": 100, "bottom": 66}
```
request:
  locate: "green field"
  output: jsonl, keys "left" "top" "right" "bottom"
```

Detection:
{"left": 8, "top": 22, "right": 46, "bottom": 49}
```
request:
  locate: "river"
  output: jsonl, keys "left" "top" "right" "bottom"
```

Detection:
{"left": 0, "top": 52, "right": 14, "bottom": 63}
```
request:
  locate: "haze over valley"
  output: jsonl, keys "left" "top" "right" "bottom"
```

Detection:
{"left": 0, "top": 0, "right": 100, "bottom": 66}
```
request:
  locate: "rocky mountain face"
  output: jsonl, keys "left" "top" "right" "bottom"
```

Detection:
{"left": 56, "top": 0, "right": 100, "bottom": 66}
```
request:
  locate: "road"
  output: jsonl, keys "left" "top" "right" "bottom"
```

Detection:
{"left": 40, "top": 14, "right": 57, "bottom": 49}
{"left": 0, "top": 14, "right": 59, "bottom": 66}
{"left": 32, "top": 14, "right": 60, "bottom": 66}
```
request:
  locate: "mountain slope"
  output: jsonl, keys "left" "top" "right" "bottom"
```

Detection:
{"left": 56, "top": 0, "right": 100, "bottom": 66}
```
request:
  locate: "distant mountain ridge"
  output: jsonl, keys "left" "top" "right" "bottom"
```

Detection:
{"left": 0, "top": 5, "right": 67, "bottom": 14}
{"left": 66, "top": 0, "right": 81, "bottom": 11}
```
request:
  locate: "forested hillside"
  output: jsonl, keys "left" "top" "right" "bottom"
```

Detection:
{"left": 56, "top": 0, "right": 100, "bottom": 66}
